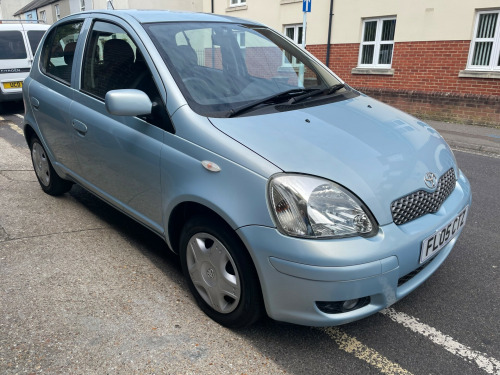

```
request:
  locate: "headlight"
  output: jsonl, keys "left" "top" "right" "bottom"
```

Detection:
{"left": 268, "top": 174, "right": 378, "bottom": 239}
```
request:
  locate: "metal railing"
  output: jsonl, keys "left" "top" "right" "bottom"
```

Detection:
{"left": 0, "top": 19, "right": 46, "bottom": 24}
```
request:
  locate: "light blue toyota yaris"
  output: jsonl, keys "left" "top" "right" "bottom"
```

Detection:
{"left": 22, "top": 10, "right": 471, "bottom": 328}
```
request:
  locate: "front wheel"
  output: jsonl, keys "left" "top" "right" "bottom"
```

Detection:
{"left": 30, "top": 136, "right": 73, "bottom": 196}
{"left": 179, "top": 215, "right": 263, "bottom": 328}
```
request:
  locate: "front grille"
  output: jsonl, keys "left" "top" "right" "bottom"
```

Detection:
{"left": 391, "top": 168, "right": 456, "bottom": 225}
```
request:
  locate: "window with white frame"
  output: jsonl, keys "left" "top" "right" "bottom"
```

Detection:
{"left": 80, "top": 0, "right": 86, "bottom": 11}
{"left": 235, "top": 31, "right": 246, "bottom": 48}
{"left": 467, "top": 10, "right": 500, "bottom": 71}
{"left": 39, "top": 10, "right": 46, "bottom": 22}
{"left": 230, "top": 0, "right": 246, "bottom": 6}
{"left": 283, "top": 24, "right": 303, "bottom": 65}
{"left": 55, "top": 4, "right": 60, "bottom": 20}
{"left": 358, "top": 17, "right": 396, "bottom": 68}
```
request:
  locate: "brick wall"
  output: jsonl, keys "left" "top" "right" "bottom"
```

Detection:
{"left": 306, "top": 41, "right": 500, "bottom": 126}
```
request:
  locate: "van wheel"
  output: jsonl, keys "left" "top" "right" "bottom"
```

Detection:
{"left": 179, "top": 215, "right": 262, "bottom": 328}
{"left": 30, "top": 136, "right": 73, "bottom": 196}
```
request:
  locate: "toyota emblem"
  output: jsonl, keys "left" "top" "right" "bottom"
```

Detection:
{"left": 424, "top": 172, "right": 437, "bottom": 189}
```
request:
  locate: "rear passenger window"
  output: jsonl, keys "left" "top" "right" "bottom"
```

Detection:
{"left": 40, "top": 21, "right": 83, "bottom": 85}
{"left": 0, "top": 31, "right": 27, "bottom": 60}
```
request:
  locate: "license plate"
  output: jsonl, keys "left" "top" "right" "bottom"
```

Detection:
{"left": 420, "top": 206, "right": 468, "bottom": 263}
{"left": 3, "top": 81, "right": 22, "bottom": 89}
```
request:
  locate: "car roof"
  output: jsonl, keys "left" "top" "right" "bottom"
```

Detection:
{"left": 0, "top": 23, "right": 50, "bottom": 31}
{"left": 79, "top": 9, "right": 263, "bottom": 27}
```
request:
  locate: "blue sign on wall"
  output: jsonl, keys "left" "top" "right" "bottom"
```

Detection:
{"left": 303, "top": 0, "right": 311, "bottom": 12}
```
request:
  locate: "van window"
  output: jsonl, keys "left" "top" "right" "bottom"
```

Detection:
{"left": 40, "top": 21, "right": 83, "bottom": 85}
{"left": 27, "top": 30, "right": 46, "bottom": 56}
{"left": 0, "top": 31, "right": 27, "bottom": 60}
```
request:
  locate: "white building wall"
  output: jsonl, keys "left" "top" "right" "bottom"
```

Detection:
{"left": 1, "top": 0, "right": 33, "bottom": 20}
{"left": 92, "top": 0, "right": 203, "bottom": 11}
{"left": 209, "top": 0, "right": 500, "bottom": 45}
{"left": 332, "top": 0, "right": 500, "bottom": 44}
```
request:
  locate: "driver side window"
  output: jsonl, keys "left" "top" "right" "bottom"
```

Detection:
{"left": 81, "top": 21, "right": 165, "bottom": 127}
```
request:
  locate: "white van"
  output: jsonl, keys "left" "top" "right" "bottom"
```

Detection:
{"left": 0, "top": 21, "right": 49, "bottom": 104}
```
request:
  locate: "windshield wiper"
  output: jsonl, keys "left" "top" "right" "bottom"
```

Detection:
{"left": 227, "top": 88, "right": 318, "bottom": 118}
{"left": 287, "top": 83, "right": 345, "bottom": 105}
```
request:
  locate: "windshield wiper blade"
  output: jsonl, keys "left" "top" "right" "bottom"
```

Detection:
{"left": 227, "top": 88, "right": 317, "bottom": 118}
{"left": 288, "top": 83, "right": 345, "bottom": 105}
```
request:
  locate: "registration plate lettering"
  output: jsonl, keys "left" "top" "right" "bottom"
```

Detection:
{"left": 3, "top": 81, "right": 23, "bottom": 89}
{"left": 420, "top": 206, "right": 468, "bottom": 263}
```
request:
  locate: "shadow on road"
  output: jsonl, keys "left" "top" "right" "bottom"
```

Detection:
{"left": 68, "top": 184, "right": 182, "bottom": 275}
{"left": 64, "top": 185, "right": 382, "bottom": 374}
{"left": 0, "top": 100, "right": 24, "bottom": 115}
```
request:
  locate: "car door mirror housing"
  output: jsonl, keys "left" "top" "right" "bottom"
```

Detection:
{"left": 105, "top": 89, "right": 152, "bottom": 116}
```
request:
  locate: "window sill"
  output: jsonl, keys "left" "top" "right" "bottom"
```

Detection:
{"left": 280, "top": 0, "right": 302, "bottom": 4}
{"left": 226, "top": 5, "right": 248, "bottom": 12}
{"left": 351, "top": 68, "right": 394, "bottom": 76}
{"left": 458, "top": 70, "right": 500, "bottom": 79}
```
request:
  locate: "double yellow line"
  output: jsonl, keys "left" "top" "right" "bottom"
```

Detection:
{"left": 0, "top": 116, "right": 24, "bottom": 136}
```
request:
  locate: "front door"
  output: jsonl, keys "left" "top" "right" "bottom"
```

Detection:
{"left": 70, "top": 20, "right": 167, "bottom": 233}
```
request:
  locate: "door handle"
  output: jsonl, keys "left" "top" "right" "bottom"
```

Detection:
{"left": 72, "top": 119, "right": 88, "bottom": 136}
{"left": 31, "top": 97, "right": 40, "bottom": 109}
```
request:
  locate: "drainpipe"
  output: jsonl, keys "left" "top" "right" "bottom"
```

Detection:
{"left": 211, "top": 0, "right": 214, "bottom": 13}
{"left": 325, "top": 0, "right": 334, "bottom": 68}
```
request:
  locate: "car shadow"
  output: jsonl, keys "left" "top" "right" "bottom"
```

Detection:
{"left": 0, "top": 100, "right": 24, "bottom": 115}
{"left": 66, "top": 184, "right": 384, "bottom": 374}
{"left": 68, "top": 184, "right": 182, "bottom": 275}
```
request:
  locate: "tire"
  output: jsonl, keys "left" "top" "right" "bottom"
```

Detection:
{"left": 179, "top": 215, "right": 263, "bottom": 328}
{"left": 30, "top": 136, "right": 73, "bottom": 196}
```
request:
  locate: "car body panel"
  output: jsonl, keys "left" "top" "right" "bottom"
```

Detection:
{"left": 28, "top": 76, "right": 79, "bottom": 172}
{"left": 69, "top": 96, "right": 165, "bottom": 230}
{"left": 238, "top": 171, "right": 470, "bottom": 325}
{"left": 209, "top": 94, "right": 456, "bottom": 226}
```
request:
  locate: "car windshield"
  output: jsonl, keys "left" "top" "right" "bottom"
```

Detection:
{"left": 144, "top": 22, "right": 342, "bottom": 117}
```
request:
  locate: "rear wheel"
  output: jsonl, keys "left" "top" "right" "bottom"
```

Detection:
{"left": 30, "top": 136, "right": 73, "bottom": 196}
{"left": 179, "top": 215, "right": 263, "bottom": 328}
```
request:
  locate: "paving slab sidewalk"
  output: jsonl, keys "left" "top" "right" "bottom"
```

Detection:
{"left": 427, "top": 120, "right": 500, "bottom": 156}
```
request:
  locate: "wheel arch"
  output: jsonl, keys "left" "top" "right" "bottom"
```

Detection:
{"left": 168, "top": 201, "right": 235, "bottom": 254}
{"left": 23, "top": 123, "right": 37, "bottom": 146}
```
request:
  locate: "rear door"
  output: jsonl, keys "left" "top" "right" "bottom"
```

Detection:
{"left": 28, "top": 20, "right": 85, "bottom": 172}
{"left": 26, "top": 28, "right": 48, "bottom": 60}
{"left": 70, "top": 19, "right": 169, "bottom": 233}
{"left": 0, "top": 26, "right": 30, "bottom": 99}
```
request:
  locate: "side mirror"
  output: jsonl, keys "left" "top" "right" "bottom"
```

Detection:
{"left": 105, "top": 89, "right": 152, "bottom": 116}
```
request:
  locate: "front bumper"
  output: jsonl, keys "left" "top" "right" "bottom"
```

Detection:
{"left": 237, "top": 171, "right": 471, "bottom": 326}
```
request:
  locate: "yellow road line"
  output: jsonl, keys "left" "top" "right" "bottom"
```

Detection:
{"left": 8, "top": 122, "right": 24, "bottom": 136}
{"left": 322, "top": 327, "right": 413, "bottom": 375}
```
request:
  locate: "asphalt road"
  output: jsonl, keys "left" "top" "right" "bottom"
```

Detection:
{"left": 1, "top": 102, "right": 499, "bottom": 375}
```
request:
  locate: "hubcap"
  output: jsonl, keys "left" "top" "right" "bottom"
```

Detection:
{"left": 186, "top": 233, "right": 241, "bottom": 314}
{"left": 32, "top": 142, "right": 50, "bottom": 187}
